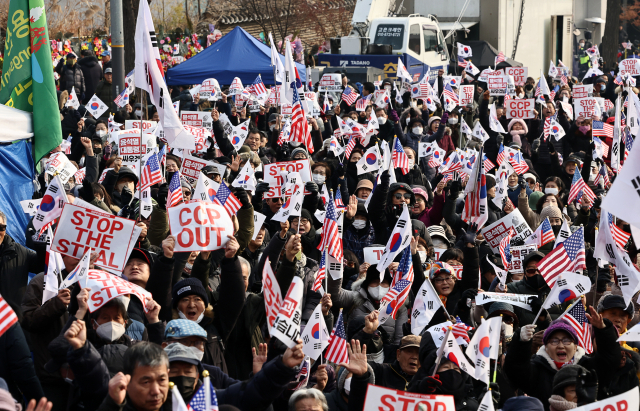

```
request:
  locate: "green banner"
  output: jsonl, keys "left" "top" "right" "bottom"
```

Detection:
{"left": 0, "top": 0, "right": 62, "bottom": 163}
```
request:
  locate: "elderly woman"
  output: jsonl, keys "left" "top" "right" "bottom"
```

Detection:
{"left": 288, "top": 388, "right": 328, "bottom": 411}
{"left": 504, "top": 311, "right": 620, "bottom": 411}
{"left": 411, "top": 180, "right": 446, "bottom": 228}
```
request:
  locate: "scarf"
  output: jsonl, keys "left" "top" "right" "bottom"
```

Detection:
{"left": 548, "top": 395, "right": 577, "bottom": 411}
{"left": 553, "top": 358, "right": 575, "bottom": 370}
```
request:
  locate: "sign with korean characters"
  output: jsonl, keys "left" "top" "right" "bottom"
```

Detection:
{"left": 480, "top": 209, "right": 532, "bottom": 253}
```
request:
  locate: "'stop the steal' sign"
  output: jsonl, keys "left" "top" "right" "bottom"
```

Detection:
{"left": 168, "top": 200, "right": 234, "bottom": 252}
{"left": 83, "top": 269, "right": 152, "bottom": 313}
{"left": 51, "top": 204, "right": 136, "bottom": 273}
{"left": 363, "top": 384, "right": 455, "bottom": 411}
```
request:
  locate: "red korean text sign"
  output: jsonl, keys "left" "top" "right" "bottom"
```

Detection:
{"left": 84, "top": 269, "right": 152, "bottom": 312}
{"left": 168, "top": 200, "right": 234, "bottom": 252}
{"left": 51, "top": 204, "right": 136, "bottom": 272}
{"left": 363, "top": 384, "right": 455, "bottom": 411}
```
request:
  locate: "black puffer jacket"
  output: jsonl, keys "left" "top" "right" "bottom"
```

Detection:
{"left": 78, "top": 55, "right": 103, "bottom": 103}
{"left": 58, "top": 62, "right": 86, "bottom": 96}
{"left": 0, "top": 234, "right": 43, "bottom": 316}
{"left": 0, "top": 323, "right": 44, "bottom": 403}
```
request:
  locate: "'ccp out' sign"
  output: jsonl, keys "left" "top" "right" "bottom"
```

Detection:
{"left": 168, "top": 201, "right": 233, "bottom": 252}
{"left": 505, "top": 99, "right": 535, "bottom": 119}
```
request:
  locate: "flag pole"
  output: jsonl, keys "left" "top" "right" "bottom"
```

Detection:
{"left": 556, "top": 298, "right": 581, "bottom": 322}
{"left": 431, "top": 327, "right": 453, "bottom": 377}
{"left": 138, "top": 88, "right": 145, "bottom": 208}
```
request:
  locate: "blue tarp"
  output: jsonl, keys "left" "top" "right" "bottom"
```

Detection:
{"left": 166, "top": 26, "right": 306, "bottom": 87}
{"left": 0, "top": 140, "right": 35, "bottom": 246}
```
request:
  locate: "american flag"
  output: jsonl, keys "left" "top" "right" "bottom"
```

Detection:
{"left": 593, "top": 137, "right": 609, "bottom": 157}
{"left": 61, "top": 137, "right": 72, "bottom": 154}
{"left": 509, "top": 151, "right": 529, "bottom": 174}
{"left": 568, "top": 171, "right": 596, "bottom": 205}
{"left": 609, "top": 213, "right": 631, "bottom": 249}
{"left": 293, "top": 357, "right": 310, "bottom": 390}
{"left": 592, "top": 121, "right": 614, "bottom": 138}
{"left": 158, "top": 144, "right": 167, "bottom": 166}
{"left": 0, "top": 295, "right": 17, "bottom": 338}
{"left": 312, "top": 249, "right": 327, "bottom": 292}
{"left": 495, "top": 51, "right": 506, "bottom": 65}
{"left": 452, "top": 320, "right": 473, "bottom": 344}
{"left": 325, "top": 310, "right": 349, "bottom": 364}
{"left": 614, "top": 75, "right": 624, "bottom": 86}
{"left": 543, "top": 114, "right": 555, "bottom": 140}
{"left": 496, "top": 144, "right": 506, "bottom": 165}
{"left": 389, "top": 247, "right": 414, "bottom": 310}
{"left": 289, "top": 87, "right": 314, "bottom": 153}
{"left": 167, "top": 172, "right": 184, "bottom": 209}
{"left": 564, "top": 302, "right": 593, "bottom": 354}
{"left": 593, "top": 164, "right": 610, "bottom": 187}
{"left": 538, "top": 227, "right": 586, "bottom": 287}
{"left": 355, "top": 94, "right": 371, "bottom": 111}
{"left": 187, "top": 379, "right": 219, "bottom": 411}
{"left": 216, "top": 181, "right": 242, "bottom": 216}
{"left": 624, "top": 128, "right": 634, "bottom": 162}
{"left": 560, "top": 73, "right": 568, "bottom": 86}
{"left": 499, "top": 228, "right": 514, "bottom": 270}
{"left": 483, "top": 155, "right": 495, "bottom": 171}
{"left": 530, "top": 218, "right": 556, "bottom": 248}
{"left": 341, "top": 87, "right": 359, "bottom": 106}
{"left": 457, "top": 56, "right": 468, "bottom": 68}
{"left": 248, "top": 75, "right": 267, "bottom": 97}
{"left": 441, "top": 152, "right": 463, "bottom": 174}
{"left": 344, "top": 136, "right": 356, "bottom": 159}
{"left": 317, "top": 191, "right": 343, "bottom": 261}
{"left": 379, "top": 279, "right": 411, "bottom": 321}
{"left": 442, "top": 83, "right": 459, "bottom": 107}
{"left": 140, "top": 153, "right": 164, "bottom": 191}
{"left": 393, "top": 138, "right": 410, "bottom": 174}
{"left": 463, "top": 149, "right": 486, "bottom": 219}
{"left": 334, "top": 187, "right": 345, "bottom": 208}
{"left": 549, "top": 85, "right": 559, "bottom": 101}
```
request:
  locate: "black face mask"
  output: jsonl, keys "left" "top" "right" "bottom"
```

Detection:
{"left": 525, "top": 273, "right": 547, "bottom": 289}
{"left": 344, "top": 266, "right": 359, "bottom": 278}
{"left": 166, "top": 171, "right": 176, "bottom": 183}
{"left": 525, "top": 84, "right": 534, "bottom": 91}
{"left": 170, "top": 376, "right": 197, "bottom": 403}
{"left": 438, "top": 369, "right": 465, "bottom": 392}
{"left": 94, "top": 147, "right": 102, "bottom": 156}
{"left": 390, "top": 204, "right": 403, "bottom": 217}
{"left": 552, "top": 224, "right": 562, "bottom": 236}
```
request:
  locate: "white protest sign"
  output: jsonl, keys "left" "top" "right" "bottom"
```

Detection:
{"left": 252, "top": 212, "right": 267, "bottom": 240}
{"left": 433, "top": 247, "right": 447, "bottom": 261}
{"left": 117, "top": 131, "right": 156, "bottom": 176}
{"left": 572, "top": 85, "right": 593, "bottom": 99}
{"left": 20, "top": 199, "right": 41, "bottom": 216}
{"left": 84, "top": 270, "right": 152, "bottom": 312}
{"left": 180, "top": 154, "right": 214, "bottom": 186}
{"left": 51, "top": 204, "right": 136, "bottom": 273}
{"left": 479, "top": 68, "right": 503, "bottom": 83}
{"left": 619, "top": 59, "right": 640, "bottom": 76}
{"left": 363, "top": 247, "right": 385, "bottom": 264}
{"left": 573, "top": 98, "right": 598, "bottom": 119}
{"left": 487, "top": 72, "right": 509, "bottom": 96}
{"left": 182, "top": 125, "right": 211, "bottom": 154}
{"left": 476, "top": 292, "right": 536, "bottom": 311}
{"left": 363, "top": 384, "right": 455, "bottom": 411}
{"left": 459, "top": 85, "right": 474, "bottom": 106}
{"left": 318, "top": 73, "right": 342, "bottom": 91}
{"left": 180, "top": 111, "right": 213, "bottom": 129}
{"left": 505, "top": 67, "right": 528, "bottom": 86}
{"left": 573, "top": 387, "right": 638, "bottom": 411}
{"left": 263, "top": 160, "right": 312, "bottom": 186}
{"left": 124, "top": 120, "right": 157, "bottom": 132}
{"left": 271, "top": 276, "right": 303, "bottom": 348}
{"left": 480, "top": 209, "right": 532, "bottom": 253}
{"left": 508, "top": 244, "right": 538, "bottom": 273}
{"left": 505, "top": 99, "right": 535, "bottom": 119}
{"left": 167, "top": 201, "right": 234, "bottom": 252}
{"left": 200, "top": 78, "right": 222, "bottom": 101}
{"left": 45, "top": 152, "right": 78, "bottom": 183}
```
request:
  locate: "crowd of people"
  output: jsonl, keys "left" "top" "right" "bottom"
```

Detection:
{"left": 1, "top": 28, "right": 640, "bottom": 411}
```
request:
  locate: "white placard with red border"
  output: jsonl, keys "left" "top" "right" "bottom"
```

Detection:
{"left": 363, "top": 384, "right": 455, "bottom": 411}
{"left": 167, "top": 200, "right": 234, "bottom": 252}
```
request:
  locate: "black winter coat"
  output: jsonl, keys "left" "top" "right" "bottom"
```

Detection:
{"left": 78, "top": 56, "right": 103, "bottom": 103}
{"left": 0, "top": 234, "right": 43, "bottom": 315}
{"left": 0, "top": 323, "right": 44, "bottom": 403}
{"left": 58, "top": 62, "right": 86, "bottom": 96}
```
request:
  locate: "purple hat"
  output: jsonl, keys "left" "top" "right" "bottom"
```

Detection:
{"left": 543, "top": 320, "right": 579, "bottom": 345}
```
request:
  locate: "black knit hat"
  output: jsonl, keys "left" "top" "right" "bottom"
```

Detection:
{"left": 172, "top": 278, "right": 209, "bottom": 308}
{"left": 552, "top": 365, "right": 590, "bottom": 395}
{"left": 363, "top": 264, "right": 391, "bottom": 288}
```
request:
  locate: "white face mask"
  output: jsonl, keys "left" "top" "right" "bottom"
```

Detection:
{"left": 312, "top": 174, "right": 326, "bottom": 184}
{"left": 178, "top": 309, "right": 205, "bottom": 324}
{"left": 406, "top": 118, "right": 411, "bottom": 125}
{"left": 448, "top": 118, "right": 458, "bottom": 125}
{"left": 368, "top": 285, "right": 389, "bottom": 300}
{"left": 352, "top": 219, "right": 367, "bottom": 230}
{"left": 96, "top": 129, "right": 107, "bottom": 138}
{"left": 344, "top": 377, "right": 352, "bottom": 395}
{"left": 545, "top": 187, "right": 559, "bottom": 195}
{"left": 188, "top": 346, "right": 204, "bottom": 361}
{"left": 269, "top": 124, "right": 276, "bottom": 131}
{"left": 517, "top": 93, "right": 525, "bottom": 99}
{"left": 408, "top": 159, "right": 415, "bottom": 168}
{"left": 418, "top": 250, "right": 427, "bottom": 263}
{"left": 95, "top": 321, "right": 126, "bottom": 342}
{"left": 503, "top": 323, "right": 514, "bottom": 339}
{"left": 377, "top": 117, "right": 387, "bottom": 125}
{"left": 135, "top": 110, "right": 143, "bottom": 117}
{"left": 412, "top": 127, "right": 423, "bottom": 135}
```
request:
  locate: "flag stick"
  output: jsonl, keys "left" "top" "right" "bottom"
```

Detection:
{"left": 431, "top": 327, "right": 453, "bottom": 377}
{"left": 138, "top": 89, "right": 145, "bottom": 208}
{"left": 556, "top": 298, "right": 581, "bottom": 322}
{"left": 531, "top": 305, "right": 545, "bottom": 325}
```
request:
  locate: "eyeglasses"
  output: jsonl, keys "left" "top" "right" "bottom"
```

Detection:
{"left": 433, "top": 275, "right": 456, "bottom": 284}
{"left": 525, "top": 268, "right": 540, "bottom": 274}
{"left": 0, "top": 224, "right": 5, "bottom": 232}
{"left": 547, "top": 338, "right": 574, "bottom": 346}
{"left": 394, "top": 193, "right": 412, "bottom": 200}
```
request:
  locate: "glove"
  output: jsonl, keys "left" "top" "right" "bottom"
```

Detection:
{"left": 255, "top": 182, "right": 270, "bottom": 194}
{"left": 441, "top": 112, "right": 449, "bottom": 124}
{"left": 419, "top": 375, "right": 442, "bottom": 394}
{"left": 389, "top": 109, "right": 400, "bottom": 123}
{"left": 336, "top": 164, "right": 345, "bottom": 178}
{"left": 461, "top": 222, "right": 478, "bottom": 245}
{"left": 79, "top": 179, "right": 95, "bottom": 203}
{"left": 450, "top": 179, "right": 462, "bottom": 195}
{"left": 597, "top": 266, "right": 612, "bottom": 292}
{"left": 547, "top": 139, "right": 556, "bottom": 154}
{"left": 531, "top": 138, "right": 540, "bottom": 152}
{"left": 589, "top": 139, "right": 596, "bottom": 153}
{"left": 529, "top": 296, "right": 543, "bottom": 315}
{"left": 380, "top": 170, "right": 390, "bottom": 185}
{"left": 518, "top": 175, "right": 527, "bottom": 191}
{"left": 120, "top": 186, "right": 133, "bottom": 207}
{"left": 157, "top": 184, "right": 169, "bottom": 209}
{"left": 235, "top": 188, "right": 251, "bottom": 209}
{"left": 489, "top": 383, "right": 501, "bottom": 405}
{"left": 103, "top": 144, "right": 112, "bottom": 159}
{"left": 305, "top": 182, "right": 319, "bottom": 194}
{"left": 575, "top": 367, "right": 598, "bottom": 405}
{"left": 458, "top": 288, "right": 478, "bottom": 308}
{"left": 520, "top": 324, "right": 537, "bottom": 342}
{"left": 496, "top": 134, "right": 504, "bottom": 148}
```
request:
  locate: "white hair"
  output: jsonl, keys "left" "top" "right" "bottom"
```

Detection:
{"left": 288, "top": 388, "right": 328, "bottom": 411}
{"left": 237, "top": 256, "right": 251, "bottom": 275}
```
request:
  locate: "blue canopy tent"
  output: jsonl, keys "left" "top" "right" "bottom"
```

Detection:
{"left": 166, "top": 26, "right": 306, "bottom": 87}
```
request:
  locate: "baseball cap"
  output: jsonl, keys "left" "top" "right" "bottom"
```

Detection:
{"left": 101, "top": 50, "right": 111, "bottom": 57}
{"left": 165, "top": 319, "right": 208, "bottom": 340}
{"left": 164, "top": 343, "right": 200, "bottom": 365}
{"left": 399, "top": 335, "right": 421, "bottom": 350}
{"left": 522, "top": 251, "right": 545, "bottom": 267}
{"left": 128, "top": 248, "right": 152, "bottom": 266}
{"left": 104, "top": 68, "right": 112, "bottom": 74}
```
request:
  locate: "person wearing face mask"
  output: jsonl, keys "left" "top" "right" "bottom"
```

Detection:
{"left": 101, "top": 165, "right": 139, "bottom": 210}
{"left": 524, "top": 77, "right": 536, "bottom": 98}
{"left": 507, "top": 170, "right": 532, "bottom": 210}
{"left": 396, "top": 147, "right": 428, "bottom": 187}
{"left": 505, "top": 313, "right": 618, "bottom": 411}
{"left": 414, "top": 359, "right": 481, "bottom": 409}
{"left": 397, "top": 117, "right": 426, "bottom": 155}
{"left": 93, "top": 68, "right": 115, "bottom": 119}
{"left": 343, "top": 204, "right": 376, "bottom": 263}
{"left": 325, "top": 360, "right": 374, "bottom": 410}
{"left": 374, "top": 107, "right": 396, "bottom": 144}
{"left": 56, "top": 52, "right": 86, "bottom": 98}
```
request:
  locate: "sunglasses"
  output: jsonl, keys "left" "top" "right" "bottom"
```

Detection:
{"left": 0, "top": 224, "right": 5, "bottom": 232}
{"left": 394, "top": 193, "right": 412, "bottom": 200}
{"left": 525, "top": 268, "right": 539, "bottom": 274}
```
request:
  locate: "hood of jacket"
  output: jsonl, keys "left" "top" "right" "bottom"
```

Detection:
{"left": 536, "top": 344, "right": 586, "bottom": 371}
{"left": 78, "top": 56, "right": 99, "bottom": 68}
